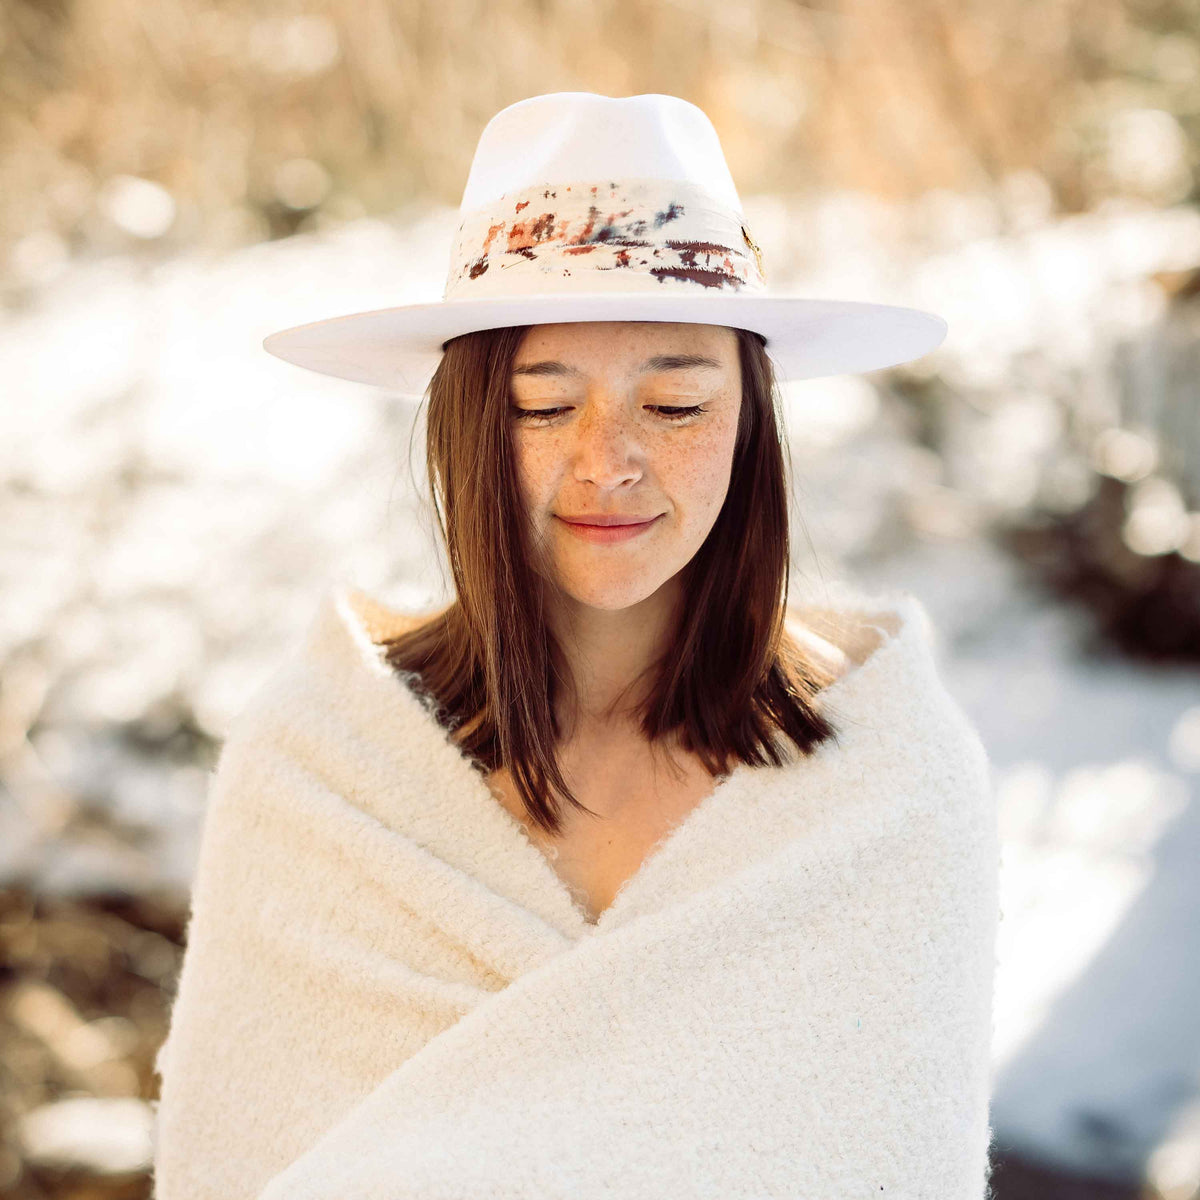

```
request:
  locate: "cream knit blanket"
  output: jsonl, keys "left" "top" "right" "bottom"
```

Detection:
{"left": 152, "top": 579, "right": 1000, "bottom": 1199}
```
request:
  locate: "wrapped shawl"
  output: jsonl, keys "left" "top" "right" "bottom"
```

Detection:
{"left": 151, "top": 579, "right": 1000, "bottom": 1200}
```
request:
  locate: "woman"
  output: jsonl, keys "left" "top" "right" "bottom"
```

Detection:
{"left": 153, "top": 92, "right": 999, "bottom": 1200}
{"left": 377, "top": 315, "right": 863, "bottom": 927}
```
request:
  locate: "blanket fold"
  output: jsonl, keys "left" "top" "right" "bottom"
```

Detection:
{"left": 151, "top": 578, "right": 1000, "bottom": 1200}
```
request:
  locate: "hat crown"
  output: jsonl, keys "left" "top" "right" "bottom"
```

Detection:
{"left": 442, "top": 93, "right": 765, "bottom": 302}
{"left": 459, "top": 92, "right": 744, "bottom": 216}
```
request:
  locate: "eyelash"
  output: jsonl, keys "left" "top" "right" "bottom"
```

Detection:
{"left": 510, "top": 405, "right": 708, "bottom": 425}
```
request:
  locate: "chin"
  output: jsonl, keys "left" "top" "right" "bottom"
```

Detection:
{"left": 553, "top": 576, "right": 668, "bottom": 612}
{"left": 554, "top": 560, "right": 694, "bottom": 611}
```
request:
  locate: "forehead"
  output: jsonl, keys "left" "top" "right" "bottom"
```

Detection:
{"left": 513, "top": 321, "right": 738, "bottom": 369}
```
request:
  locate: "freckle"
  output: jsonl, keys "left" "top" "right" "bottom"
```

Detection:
{"left": 515, "top": 200, "right": 529, "bottom": 212}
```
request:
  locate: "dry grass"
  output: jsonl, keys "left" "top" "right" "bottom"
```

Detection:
{"left": 1, "top": 0, "right": 1198, "bottom": 280}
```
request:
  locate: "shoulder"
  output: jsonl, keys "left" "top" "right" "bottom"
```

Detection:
{"left": 784, "top": 606, "right": 903, "bottom": 686}
{"left": 784, "top": 617, "right": 850, "bottom": 684}
{"left": 342, "top": 587, "right": 450, "bottom": 644}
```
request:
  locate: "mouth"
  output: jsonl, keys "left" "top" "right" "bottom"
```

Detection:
{"left": 555, "top": 514, "right": 663, "bottom": 542}
{"left": 557, "top": 514, "right": 662, "bottom": 527}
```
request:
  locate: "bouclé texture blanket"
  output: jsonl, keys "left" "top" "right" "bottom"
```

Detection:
{"left": 151, "top": 579, "right": 1000, "bottom": 1199}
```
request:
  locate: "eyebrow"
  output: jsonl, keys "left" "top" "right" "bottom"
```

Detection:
{"left": 511, "top": 353, "right": 724, "bottom": 379}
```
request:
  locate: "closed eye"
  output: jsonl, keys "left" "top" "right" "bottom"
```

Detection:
{"left": 510, "top": 405, "right": 707, "bottom": 425}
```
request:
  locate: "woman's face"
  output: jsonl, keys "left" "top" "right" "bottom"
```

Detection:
{"left": 509, "top": 321, "right": 743, "bottom": 612}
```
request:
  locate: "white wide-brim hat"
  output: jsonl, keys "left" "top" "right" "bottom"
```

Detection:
{"left": 262, "top": 91, "right": 947, "bottom": 394}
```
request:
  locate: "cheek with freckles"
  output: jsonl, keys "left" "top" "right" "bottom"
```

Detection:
{"left": 512, "top": 438, "right": 563, "bottom": 528}
{"left": 510, "top": 438, "right": 564, "bottom": 574}
{"left": 661, "top": 416, "right": 738, "bottom": 542}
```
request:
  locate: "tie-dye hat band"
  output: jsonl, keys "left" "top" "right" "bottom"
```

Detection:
{"left": 443, "top": 177, "right": 767, "bottom": 301}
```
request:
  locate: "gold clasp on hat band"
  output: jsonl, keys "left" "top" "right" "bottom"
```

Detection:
{"left": 741, "top": 223, "right": 765, "bottom": 281}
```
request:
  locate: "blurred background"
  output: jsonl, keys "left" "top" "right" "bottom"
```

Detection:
{"left": 2, "top": 0, "right": 1199, "bottom": 1196}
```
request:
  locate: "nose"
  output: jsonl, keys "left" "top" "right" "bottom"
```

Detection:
{"left": 569, "top": 404, "right": 645, "bottom": 489}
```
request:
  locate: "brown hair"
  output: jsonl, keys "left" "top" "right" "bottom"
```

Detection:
{"left": 378, "top": 322, "right": 844, "bottom": 837}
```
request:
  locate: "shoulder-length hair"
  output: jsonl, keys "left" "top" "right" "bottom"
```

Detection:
{"left": 378, "top": 322, "right": 843, "bottom": 837}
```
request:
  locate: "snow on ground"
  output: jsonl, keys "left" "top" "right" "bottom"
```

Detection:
{"left": 864, "top": 534, "right": 1200, "bottom": 1191}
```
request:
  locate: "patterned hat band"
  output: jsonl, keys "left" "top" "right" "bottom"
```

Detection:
{"left": 442, "top": 177, "right": 767, "bottom": 302}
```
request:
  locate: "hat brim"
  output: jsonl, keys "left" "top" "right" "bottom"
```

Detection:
{"left": 261, "top": 292, "right": 947, "bottom": 394}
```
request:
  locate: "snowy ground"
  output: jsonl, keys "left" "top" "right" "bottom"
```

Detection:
{"left": 2, "top": 191, "right": 1198, "bottom": 1192}
{"left": 864, "top": 535, "right": 1200, "bottom": 1193}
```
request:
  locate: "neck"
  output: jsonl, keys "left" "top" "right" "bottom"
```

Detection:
{"left": 546, "top": 577, "right": 683, "bottom": 740}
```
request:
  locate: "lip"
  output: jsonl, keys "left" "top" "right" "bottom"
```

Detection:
{"left": 559, "top": 514, "right": 660, "bottom": 526}
{"left": 556, "top": 514, "right": 663, "bottom": 543}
